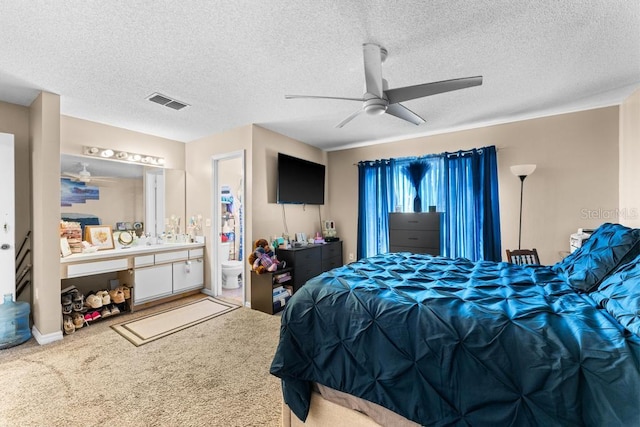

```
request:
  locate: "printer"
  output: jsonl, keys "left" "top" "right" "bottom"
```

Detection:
{"left": 570, "top": 228, "right": 594, "bottom": 253}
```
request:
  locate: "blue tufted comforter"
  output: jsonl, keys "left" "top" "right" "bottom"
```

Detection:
{"left": 270, "top": 252, "right": 640, "bottom": 426}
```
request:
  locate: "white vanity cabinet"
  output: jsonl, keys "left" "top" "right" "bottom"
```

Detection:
{"left": 133, "top": 248, "right": 204, "bottom": 305}
{"left": 61, "top": 243, "right": 205, "bottom": 310}
{"left": 172, "top": 258, "right": 204, "bottom": 293}
{"left": 133, "top": 264, "right": 173, "bottom": 304}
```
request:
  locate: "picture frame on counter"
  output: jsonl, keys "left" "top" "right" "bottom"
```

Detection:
{"left": 60, "top": 237, "right": 72, "bottom": 257}
{"left": 84, "top": 225, "right": 115, "bottom": 250}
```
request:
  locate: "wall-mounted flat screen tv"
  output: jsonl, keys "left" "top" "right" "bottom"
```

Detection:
{"left": 277, "top": 153, "right": 325, "bottom": 205}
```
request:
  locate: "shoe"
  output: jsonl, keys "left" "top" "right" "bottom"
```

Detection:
{"left": 62, "top": 301, "right": 73, "bottom": 315}
{"left": 98, "top": 290, "right": 111, "bottom": 305}
{"left": 85, "top": 294, "right": 103, "bottom": 309}
{"left": 72, "top": 293, "right": 84, "bottom": 312}
{"left": 100, "top": 306, "right": 111, "bottom": 318}
{"left": 109, "top": 289, "right": 125, "bottom": 304}
{"left": 63, "top": 315, "right": 75, "bottom": 335}
{"left": 110, "top": 304, "right": 120, "bottom": 315}
{"left": 120, "top": 286, "right": 131, "bottom": 299}
{"left": 84, "top": 312, "right": 94, "bottom": 323}
{"left": 61, "top": 294, "right": 73, "bottom": 314}
{"left": 72, "top": 312, "right": 85, "bottom": 329}
{"left": 91, "top": 311, "right": 101, "bottom": 321}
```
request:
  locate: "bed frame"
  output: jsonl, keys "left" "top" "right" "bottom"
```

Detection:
{"left": 282, "top": 392, "right": 382, "bottom": 427}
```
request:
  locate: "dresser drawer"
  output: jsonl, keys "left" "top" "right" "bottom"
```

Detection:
{"left": 389, "top": 212, "right": 440, "bottom": 230}
{"left": 321, "top": 256, "right": 342, "bottom": 272}
{"left": 67, "top": 258, "right": 129, "bottom": 278}
{"left": 389, "top": 230, "right": 440, "bottom": 249}
{"left": 295, "top": 246, "right": 321, "bottom": 263}
{"left": 295, "top": 264, "right": 322, "bottom": 284}
{"left": 321, "top": 242, "right": 342, "bottom": 260}
{"left": 389, "top": 246, "right": 440, "bottom": 256}
{"left": 154, "top": 250, "right": 189, "bottom": 264}
{"left": 134, "top": 255, "right": 155, "bottom": 267}
{"left": 189, "top": 248, "right": 204, "bottom": 259}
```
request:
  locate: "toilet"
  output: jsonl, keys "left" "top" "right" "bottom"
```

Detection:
{"left": 220, "top": 242, "right": 243, "bottom": 289}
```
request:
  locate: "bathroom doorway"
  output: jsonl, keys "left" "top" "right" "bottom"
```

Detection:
{"left": 211, "top": 151, "right": 245, "bottom": 306}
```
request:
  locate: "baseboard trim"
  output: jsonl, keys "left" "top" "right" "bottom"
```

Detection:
{"left": 200, "top": 288, "right": 215, "bottom": 297}
{"left": 32, "top": 325, "right": 63, "bottom": 345}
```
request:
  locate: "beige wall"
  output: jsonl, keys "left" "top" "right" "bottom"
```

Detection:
{"left": 0, "top": 101, "right": 31, "bottom": 297}
{"left": 251, "top": 126, "right": 328, "bottom": 243}
{"left": 60, "top": 115, "right": 185, "bottom": 170}
{"left": 185, "top": 124, "right": 252, "bottom": 296}
{"left": 619, "top": 89, "right": 640, "bottom": 228}
{"left": 328, "top": 107, "right": 620, "bottom": 265}
{"left": 184, "top": 124, "right": 327, "bottom": 304}
{"left": 30, "top": 92, "right": 62, "bottom": 338}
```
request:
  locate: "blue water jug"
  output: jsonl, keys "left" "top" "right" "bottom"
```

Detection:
{"left": 0, "top": 294, "right": 31, "bottom": 349}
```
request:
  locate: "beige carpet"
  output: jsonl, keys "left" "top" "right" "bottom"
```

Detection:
{"left": 112, "top": 297, "right": 239, "bottom": 346}
{"left": 0, "top": 295, "right": 283, "bottom": 426}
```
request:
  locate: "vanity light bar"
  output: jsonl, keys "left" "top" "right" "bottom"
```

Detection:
{"left": 83, "top": 146, "right": 165, "bottom": 167}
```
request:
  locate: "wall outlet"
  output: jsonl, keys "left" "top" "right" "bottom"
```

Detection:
{"left": 205, "top": 218, "right": 211, "bottom": 227}
{"left": 348, "top": 253, "right": 355, "bottom": 261}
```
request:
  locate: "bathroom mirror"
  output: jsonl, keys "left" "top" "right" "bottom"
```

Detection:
{"left": 60, "top": 153, "right": 186, "bottom": 237}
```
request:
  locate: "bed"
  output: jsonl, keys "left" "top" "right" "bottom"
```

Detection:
{"left": 270, "top": 222, "right": 640, "bottom": 426}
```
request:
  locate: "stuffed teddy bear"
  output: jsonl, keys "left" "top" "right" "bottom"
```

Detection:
{"left": 248, "top": 238, "right": 282, "bottom": 274}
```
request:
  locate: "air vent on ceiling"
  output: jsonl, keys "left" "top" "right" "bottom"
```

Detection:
{"left": 147, "top": 93, "right": 189, "bottom": 111}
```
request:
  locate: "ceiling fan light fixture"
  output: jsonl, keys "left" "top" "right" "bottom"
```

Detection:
{"left": 285, "top": 44, "right": 482, "bottom": 128}
{"left": 364, "top": 98, "right": 388, "bottom": 115}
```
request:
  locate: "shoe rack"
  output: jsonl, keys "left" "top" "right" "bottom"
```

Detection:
{"left": 61, "top": 286, "right": 132, "bottom": 335}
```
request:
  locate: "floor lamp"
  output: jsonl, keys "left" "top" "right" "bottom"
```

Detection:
{"left": 510, "top": 164, "right": 537, "bottom": 250}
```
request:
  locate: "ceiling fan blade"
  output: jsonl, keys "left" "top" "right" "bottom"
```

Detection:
{"left": 285, "top": 95, "right": 364, "bottom": 102}
{"left": 363, "top": 43, "right": 384, "bottom": 98}
{"left": 336, "top": 109, "right": 364, "bottom": 128}
{"left": 385, "top": 76, "right": 483, "bottom": 104}
{"left": 386, "top": 103, "right": 426, "bottom": 126}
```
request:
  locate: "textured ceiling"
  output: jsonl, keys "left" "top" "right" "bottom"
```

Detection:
{"left": 1, "top": 1, "right": 639, "bottom": 151}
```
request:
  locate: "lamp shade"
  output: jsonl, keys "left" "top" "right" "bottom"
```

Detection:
{"left": 510, "top": 164, "right": 536, "bottom": 177}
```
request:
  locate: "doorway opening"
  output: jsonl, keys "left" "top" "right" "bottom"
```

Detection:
{"left": 211, "top": 151, "right": 245, "bottom": 306}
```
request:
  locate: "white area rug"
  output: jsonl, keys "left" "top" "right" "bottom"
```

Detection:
{"left": 112, "top": 297, "right": 239, "bottom": 346}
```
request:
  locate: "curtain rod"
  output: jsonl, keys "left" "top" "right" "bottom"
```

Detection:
{"left": 353, "top": 145, "right": 499, "bottom": 165}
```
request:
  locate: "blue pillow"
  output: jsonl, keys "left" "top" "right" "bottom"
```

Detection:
{"left": 591, "top": 257, "right": 640, "bottom": 337}
{"left": 553, "top": 223, "right": 640, "bottom": 292}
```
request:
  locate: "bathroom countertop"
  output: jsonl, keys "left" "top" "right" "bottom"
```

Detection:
{"left": 60, "top": 242, "right": 205, "bottom": 264}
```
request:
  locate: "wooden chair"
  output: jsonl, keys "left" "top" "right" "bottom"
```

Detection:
{"left": 506, "top": 248, "right": 540, "bottom": 265}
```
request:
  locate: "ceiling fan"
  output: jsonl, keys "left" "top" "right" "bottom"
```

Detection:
{"left": 61, "top": 163, "right": 112, "bottom": 183}
{"left": 286, "top": 43, "right": 483, "bottom": 128}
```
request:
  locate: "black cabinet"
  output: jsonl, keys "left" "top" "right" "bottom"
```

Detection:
{"left": 250, "top": 267, "right": 293, "bottom": 315}
{"left": 388, "top": 212, "right": 441, "bottom": 255}
{"left": 277, "top": 241, "right": 343, "bottom": 292}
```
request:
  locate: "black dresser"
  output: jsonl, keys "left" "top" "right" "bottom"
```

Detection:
{"left": 388, "top": 212, "right": 441, "bottom": 255}
{"left": 276, "top": 241, "right": 343, "bottom": 292}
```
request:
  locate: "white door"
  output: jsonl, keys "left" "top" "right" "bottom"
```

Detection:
{"left": 0, "top": 133, "right": 15, "bottom": 298}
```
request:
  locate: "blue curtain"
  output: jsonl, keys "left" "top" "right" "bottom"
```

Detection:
{"left": 442, "top": 146, "right": 501, "bottom": 261}
{"left": 357, "top": 146, "right": 501, "bottom": 262}
{"left": 357, "top": 160, "right": 392, "bottom": 260}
